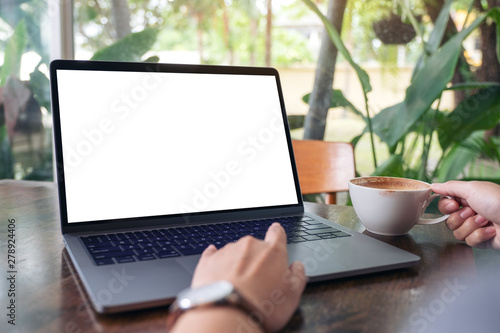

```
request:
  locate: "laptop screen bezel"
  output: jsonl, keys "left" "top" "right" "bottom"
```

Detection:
{"left": 50, "top": 60, "right": 305, "bottom": 234}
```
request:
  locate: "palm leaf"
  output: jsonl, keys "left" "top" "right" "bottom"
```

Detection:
{"left": 91, "top": 28, "right": 159, "bottom": 62}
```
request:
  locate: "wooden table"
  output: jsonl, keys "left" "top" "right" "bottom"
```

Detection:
{"left": 0, "top": 180, "right": 486, "bottom": 332}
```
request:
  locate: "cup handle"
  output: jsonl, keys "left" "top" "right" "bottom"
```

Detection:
{"left": 416, "top": 194, "right": 452, "bottom": 225}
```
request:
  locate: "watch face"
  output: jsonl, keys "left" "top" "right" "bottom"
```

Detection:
{"left": 178, "top": 280, "right": 234, "bottom": 310}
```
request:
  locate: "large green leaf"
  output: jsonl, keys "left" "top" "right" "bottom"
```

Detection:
{"left": 301, "top": 0, "right": 371, "bottom": 96}
{"left": 371, "top": 154, "right": 405, "bottom": 177}
{"left": 302, "top": 89, "right": 365, "bottom": 120}
{"left": 437, "top": 133, "right": 484, "bottom": 182}
{"left": 91, "top": 28, "right": 159, "bottom": 62}
{"left": 412, "top": 0, "right": 454, "bottom": 77}
{"left": 0, "top": 20, "right": 27, "bottom": 86}
{"left": 461, "top": 134, "right": 500, "bottom": 163}
{"left": 29, "top": 66, "right": 51, "bottom": 113}
{"left": 438, "top": 86, "right": 500, "bottom": 150}
{"left": 372, "top": 11, "right": 489, "bottom": 149}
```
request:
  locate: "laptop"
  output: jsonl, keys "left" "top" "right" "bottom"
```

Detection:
{"left": 49, "top": 59, "right": 419, "bottom": 314}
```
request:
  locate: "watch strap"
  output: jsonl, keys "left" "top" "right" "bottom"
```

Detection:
{"left": 166, "top": 281, "right": 259, "bottom": 331}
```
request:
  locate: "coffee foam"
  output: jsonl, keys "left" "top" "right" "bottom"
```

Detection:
{"left": 352, "top": 177, "right": 429, "bottom": 191}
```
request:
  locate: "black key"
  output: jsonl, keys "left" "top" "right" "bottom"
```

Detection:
{"left": 121, "top": 244, "right": 143, "bottom": 250}
{"left": 290, "top": 237, "right": 307, "bottom": 243}
{"left": 85, "top": 241, "right": 111, "bottom": 249}
{"left": 124, "top": 232, "right": 137, "bottom": 239}
{"left": 107, "top": 234, "right": 119, "bottom": 241}
{"left": 151, "top": 230, "right": 164, "bottom": 237}
{"left": 154, "top": 246, "right": 174, "bottom": 253}
{"left": 212, "top": 240, "right": 227, "bottom": 248}
{"left": 158, "top": 228, "right": 170, "bottom": 235}
{"left": 178, "top": 247, "right": 205, "bottom": 256}
{"left": 95, "top": 258, "right": 115, "bottom": 265}
{"left": 89, "top": 247, "right": 118, "bottom": 254}
{"left": 302, "top": 235, "right": 322, "bottom": 241}
{"left": 175, "top": 244, "right": 194, "bottom": 251}
{"left": 211, "top": 235, "right": 229, "bottom": 241}
{"left": 116, "top": 256, "right": 136, "bottom": 263}
{"left": 136, "top": 254, "right": 156, "bottom": 261}
{"left": 116, "top": 239, "right": 133, "bottom": 245}
{"left": 93, "top": 250, "right": 135, "bottom": 260}
{"left": 290, "top": 231, "right": 309, "bottom": 237}
{"left": 135, "top": 248, "right": 155, "bottom": 255}
{"left": 171, "top": 234, "right": 187, "bottom": 240}
{"left": 304, "top": 224, "right": 332, "bottom": 230}
{"left": 175, "top": 238, "right": 192, "bottom": 245}
{"left": 157, "top": 251, "right": 181, "bottom": 258}
{"left": 81, "top": 236, "right": 100, "bottom": 244}
{"left": 193, "top": 237, "right": 211, "bottom": 243}
{"left": 333, "top": 231, "right": 351, "bottom": 237}
{"left": 157, "top": 240, "right": 175, "bottom": 246}
{"left": 305, "top": 228, "right": 339, "bottom": 235}
{"left": 320, "top": 234, "right": 339, "bottom": 239}
{"left": 318, "top": 233, "right": 337, "bottom": 239}
{"left": 306, "top": 219, "right": 327, "bottom": 225}
{"left": 191, "top": 241, "right": 209, "bottom": 248}
{"left": 169, "top": 228, "right": 182, "bottom": 234}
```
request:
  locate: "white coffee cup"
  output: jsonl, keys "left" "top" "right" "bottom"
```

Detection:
{"left": 348, "top": 176, "right": 449, "bottom": 236}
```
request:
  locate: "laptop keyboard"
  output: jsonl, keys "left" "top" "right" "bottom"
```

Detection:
{"left": 80, "top": 216, "right": 351, "bottom": 266}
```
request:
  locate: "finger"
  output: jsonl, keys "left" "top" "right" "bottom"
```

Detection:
{"left": 453, "top": 216, "right": 485, "bottom": 241}
{"left": 264, "top": 222, "right": 286, "bottom": 244}
{"left": 437, "top": 197, "right": 460, "bottom": 214}
{"left": 475, "top": 215, "right": 488, "bottom": 224}
{"left": 431, "top": 181, "right": 472, "bottom": 201}
{"left": 289, "top": 261, "right": 307, "bottom": 289}
{"left": 465, "top": 226, "right": 497, "bottom": 249}
{"left": 201, "top": 244, "right": 217, "bottom": 258}
{"left": 445, "top": 209, "right": 470, "bottom": 231}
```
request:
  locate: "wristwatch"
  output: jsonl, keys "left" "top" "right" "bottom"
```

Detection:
{"left": 166, "top": 280, "right": 259, "bottom": 330}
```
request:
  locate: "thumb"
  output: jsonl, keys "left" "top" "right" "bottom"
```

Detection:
{"left": 289, "top": 261, "right": 307, "bottom": 292}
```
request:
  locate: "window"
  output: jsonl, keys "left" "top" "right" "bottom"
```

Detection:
{"left": 0, "top": 0, "right": 54, "bottom": 180}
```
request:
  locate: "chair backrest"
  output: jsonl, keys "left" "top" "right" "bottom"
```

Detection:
{"left": 291, "top": 139, "right": 356, "bottom": 204}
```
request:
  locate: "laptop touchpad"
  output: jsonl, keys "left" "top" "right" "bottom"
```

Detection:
{"left": 176, "top": 255, "right": 202, "bottom": 276}
{"left": 288, "top": 243, "right": 347, "bottom": 277}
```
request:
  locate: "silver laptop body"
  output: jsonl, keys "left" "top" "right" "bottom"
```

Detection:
{"left": 50, "top": 60, "right": 419, "bottom": 313}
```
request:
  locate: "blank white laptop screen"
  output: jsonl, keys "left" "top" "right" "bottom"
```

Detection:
{"left": 56, "top": 70, "right": 298, "bottom": 223}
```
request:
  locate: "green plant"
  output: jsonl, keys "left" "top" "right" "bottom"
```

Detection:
{"left": 302, "top": 0, "right": 500, "bottom": 183}
{"left": 0, "top": 18, "right": 159, "bottom": 179}
{"left": 0, "top": 20, "right": 27, "bottom": 179}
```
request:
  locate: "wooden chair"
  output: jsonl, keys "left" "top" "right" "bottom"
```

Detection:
{"left": 291, "top": 139, "right": 356, "bottom": 204}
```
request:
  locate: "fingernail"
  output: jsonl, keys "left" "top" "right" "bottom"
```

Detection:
{"left": 446, "top": 203, "right": 456, "bottom": 211}
{"left": 485, "top": 226, "right": 496, "bottom": 234}
{"left": 475, "top": 216, "right": 488, "bottom": 224}
{"left": 459, "top": 209, "right": 473, "bottom": 219}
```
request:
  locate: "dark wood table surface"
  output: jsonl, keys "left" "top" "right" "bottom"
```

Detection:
{"left": 0, "top": 180, "right": 485, "bottom": 333}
